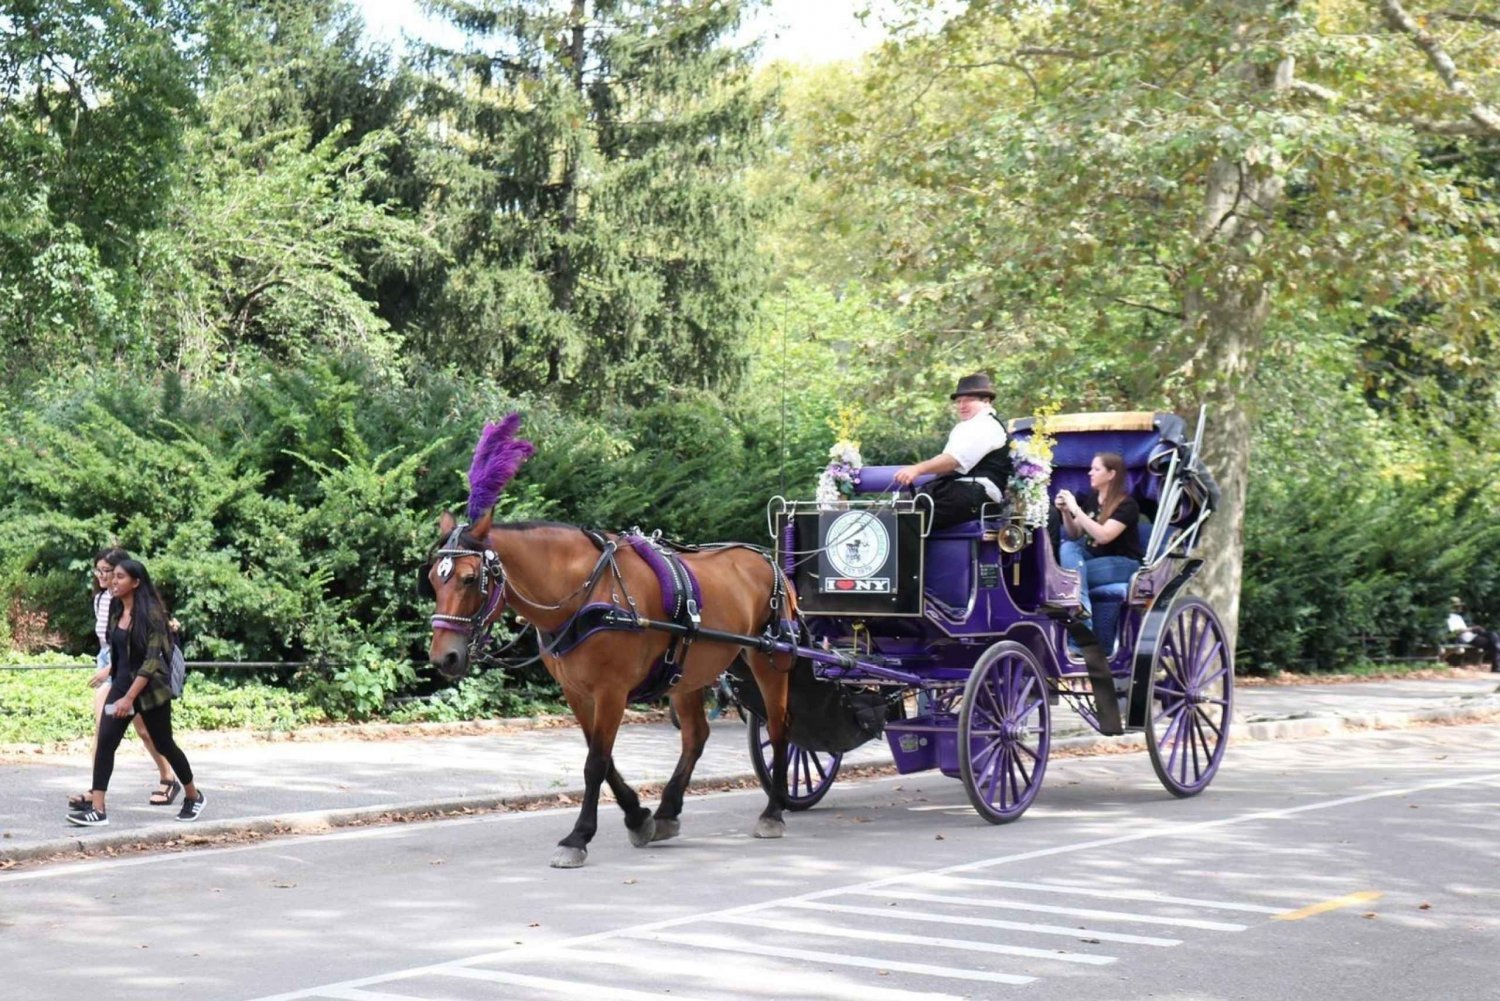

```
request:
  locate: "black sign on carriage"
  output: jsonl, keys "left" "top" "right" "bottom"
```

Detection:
{"left": 817, "top": 509, "right": 899, "bottom": 595}
{"left": 777, "top": 508, "right": 923, "bottom": 617}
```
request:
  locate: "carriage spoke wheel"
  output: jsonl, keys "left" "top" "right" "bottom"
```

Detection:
{"left": 1146, "top": 597, "right": 1234, "bottom": 798}
{"left": 959, "top": 641, "right": 1051, "bottom": 825}
{"left": 747, "top": 713, "right": 842, "bottom": 810}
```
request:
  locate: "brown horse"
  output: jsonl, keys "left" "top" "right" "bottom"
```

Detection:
{"left": 425, "top": 506, "right": 799, "bottom": 868}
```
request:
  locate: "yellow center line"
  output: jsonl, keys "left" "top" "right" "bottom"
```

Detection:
{"left": 1273, "top": 890, "right": 1384, "bottom": 921}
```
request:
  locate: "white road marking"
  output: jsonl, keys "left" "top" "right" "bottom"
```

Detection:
{"left": 438, "top": 966, "right": 719, "bottom": 1000}
{"left": 317, "top": 989, "right": 450, "bottom": 1001}
{"left": 618, "top": 928, "right": 1037, "bottom": 986}
{"left": 847, "top": 888, "right": 1248, "bottom": 931}
{"left": 785, "top": 900, "right": 1182, "bottom": 947}
{"left": 527, "top": 942, "right": 969, "bottom": 1001}
{"left": 713, "top": 912, "right": 1118, "bottom": 964}
{"left": 922, "top": 876, "right": 1286, "bottom": 913}
{"left": 232, "top": 769, "right": 1500, "bottom": 1001}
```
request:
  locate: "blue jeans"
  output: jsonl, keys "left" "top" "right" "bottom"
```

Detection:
{"left": 1059, "top": 539, "right": 1140, "bottom": 647}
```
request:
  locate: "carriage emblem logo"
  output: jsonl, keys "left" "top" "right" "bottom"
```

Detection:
{"left": 824, "top": 511, "right": 893, "bottom": 590}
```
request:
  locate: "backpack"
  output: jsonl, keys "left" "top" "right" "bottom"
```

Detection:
{"left": 167, "top": 640, "right": 187, "bottom": 698}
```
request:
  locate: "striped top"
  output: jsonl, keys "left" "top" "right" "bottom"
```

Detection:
{"left": 93, "top": 590, "right": 111, "bottom": 651}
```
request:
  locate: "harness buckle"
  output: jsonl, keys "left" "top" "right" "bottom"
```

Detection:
{"left": 685, "top": 598, "right": 701, "bottom": 631}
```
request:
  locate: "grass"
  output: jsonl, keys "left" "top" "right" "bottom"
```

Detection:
{"left": 0, "top": 660, "right": 326, "bottom": 745}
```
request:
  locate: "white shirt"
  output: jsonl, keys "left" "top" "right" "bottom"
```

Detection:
{"left": 94, "top": 590, "right": 112, "bottom": 652}
{"left": 1448, "top": 612, "right": 1474, "bottom": 641}
{"left": 942, "top": 407, "right": 1008, "bottom": 501}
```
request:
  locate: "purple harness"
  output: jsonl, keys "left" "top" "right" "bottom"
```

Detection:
{"left": 535, "top": 533, "right": 704, "bottom": 704}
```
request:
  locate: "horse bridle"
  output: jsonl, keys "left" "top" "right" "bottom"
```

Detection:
{"left": 427, "top": 526, "right": 507, "bottom": 646}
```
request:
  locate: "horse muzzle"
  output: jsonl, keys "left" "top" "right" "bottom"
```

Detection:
{"left": 429, "top": 630, "right": 472, "bottom": 681}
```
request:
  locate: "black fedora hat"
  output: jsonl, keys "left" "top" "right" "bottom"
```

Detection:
{"left": 950, "top": 373, "right": 996, "bottom": 400}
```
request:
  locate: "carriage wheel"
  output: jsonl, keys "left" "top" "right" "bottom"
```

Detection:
{"left": 958, "top": 641, "right": 1051, "bottom": 825}
{"left": 747, "top": 712, "right": 842, "bottom": 811}
{"left": 1145, "top": 597, "right": 1233, "bottom": 798}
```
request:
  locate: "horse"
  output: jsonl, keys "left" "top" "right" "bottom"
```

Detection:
{"left": 423, "top": 416, "right": 799, "bottom": 868}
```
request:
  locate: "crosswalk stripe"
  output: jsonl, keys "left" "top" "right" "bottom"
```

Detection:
{"left": 787, "top": 900, "right": 1182, "bottom": 946}
{"left": 714, "top": 912, "right": 1117, "bottom": 965}
{"left": 849, "top": 889, "right": 1248, "bottom": 931}
{"left": 922, "top": 876, "right": 1286, "bottom": 914}
{"left": 541, "top": 941, "right": 968, "bottom": 1001}
{"left": 317, "top": 989, "right": 450, "bottom": 1001}
{"left": 437, "top": 966, "right": 717, "bottom": 1000}
{"left": 619, "top": 928, "right": 1036, "bottom": 986}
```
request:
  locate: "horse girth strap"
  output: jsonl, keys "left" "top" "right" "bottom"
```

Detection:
{"left": 625, "top": 532, "right": 703, "bottom": 671}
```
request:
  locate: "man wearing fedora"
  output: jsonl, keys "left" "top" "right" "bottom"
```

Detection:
{"left": 893, "top": 373, "right": 1012, "bottom": 530}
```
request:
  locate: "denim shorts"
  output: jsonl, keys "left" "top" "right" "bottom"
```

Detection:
{"left": 96, "top": 648, "right": 110, "bottom": 671}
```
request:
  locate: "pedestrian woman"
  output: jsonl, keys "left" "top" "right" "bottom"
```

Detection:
{"left": 67, "top": 559, "right": 205, "bottom": 826}
{"left": 1055, "top": 451, "right": 1143, "bottom": 651}
{"left": 69, "top": 548, "right": 182, "bottom": 811}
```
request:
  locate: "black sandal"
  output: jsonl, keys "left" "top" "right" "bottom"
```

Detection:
{"left": 149, "top": 779, "right": 182, "bottom": 806}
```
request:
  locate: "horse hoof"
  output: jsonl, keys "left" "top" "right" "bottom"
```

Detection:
{"left": 752, "top": 817, "right": 786, "bottom": 840}
{"left": 550, "top": 846, "right": 588, "bottom": 868}
{"left": 651, "top": 817, "right": 680, "bottom": 842}
{"left": 628, "top": 814, "right": 656, "bottom": 848}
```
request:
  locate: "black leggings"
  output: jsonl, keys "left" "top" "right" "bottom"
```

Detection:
{"left": 93, "top": 702, "right": 193, "bottom": 792}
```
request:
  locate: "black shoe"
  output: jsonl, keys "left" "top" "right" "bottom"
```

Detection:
{"left": 66, "top": 807, "right": 108, "bottom": 827}
{"left": 176, "top": 793, "right": 206, "bottom": 822}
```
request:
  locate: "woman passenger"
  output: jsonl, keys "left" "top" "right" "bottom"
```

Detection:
{"left": 1055, "top": 452, "right": 1143, "bottom": 651}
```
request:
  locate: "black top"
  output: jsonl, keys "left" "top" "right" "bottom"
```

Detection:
{"left": 1079, "top": 490, "right": 1144, "bottom": 560}
{"left": 107, "top": 625, "right": 136, "bottom": 701}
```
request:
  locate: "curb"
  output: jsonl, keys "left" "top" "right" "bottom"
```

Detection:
{"left": 6, "top": 700, "right": 1499, "bottom": 867}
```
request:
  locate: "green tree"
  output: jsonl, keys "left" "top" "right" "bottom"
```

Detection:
{"left": 776, "top": 0, "right": 1500, "bottom": 651}
{"left": 0, "top": 0, "right": 202, "bottom": 378}
{"left": 410, "top": 0, "right": 774, "bottom": 401}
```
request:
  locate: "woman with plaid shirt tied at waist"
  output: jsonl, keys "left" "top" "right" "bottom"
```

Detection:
{"left": 71, "top": 548, "right": 181, "bottom": 812}
{"left": 68, "top": 558, "right": 206, "bottom": 826}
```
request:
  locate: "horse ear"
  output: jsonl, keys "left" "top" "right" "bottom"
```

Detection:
{"left": 470, "top": 509, "right": 494, "bottom": 537}
{"left": 438, "top": 511, "right": 457, "bottom": 536}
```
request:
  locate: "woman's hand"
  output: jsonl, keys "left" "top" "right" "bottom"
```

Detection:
{"left": 89, "top": 668, "right": 109, "bottom": 689}
{"left": 112, "top": 697, "right": 134, "bottom": 718}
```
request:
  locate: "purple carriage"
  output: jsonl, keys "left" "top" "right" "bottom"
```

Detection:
{"left": 746, "top": 410, "right": 1231, "bottom": 824}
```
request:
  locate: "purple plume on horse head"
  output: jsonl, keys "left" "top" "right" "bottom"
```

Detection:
{"left": 466, "top": 412, "right": 536, "bottom": 521}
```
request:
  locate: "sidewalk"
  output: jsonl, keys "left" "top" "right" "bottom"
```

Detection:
{"left": 3, "top": 673, "right": 1497, "bottom": 865}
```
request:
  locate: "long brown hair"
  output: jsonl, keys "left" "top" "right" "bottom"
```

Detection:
{"left": 1094, "top": 452, "right": 1129, "bottom": 522}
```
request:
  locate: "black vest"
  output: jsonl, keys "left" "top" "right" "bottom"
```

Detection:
{"left": 966, "top": 415, "right": 1013, "bottom": 486}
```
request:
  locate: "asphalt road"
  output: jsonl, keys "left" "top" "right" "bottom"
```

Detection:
{"left": 3, "top": 723, "right": 1498, "bottom": 1001}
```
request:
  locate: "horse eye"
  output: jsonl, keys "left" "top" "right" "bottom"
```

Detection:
{"left": 461, "top": 574, "right": 479, "bottom": 586}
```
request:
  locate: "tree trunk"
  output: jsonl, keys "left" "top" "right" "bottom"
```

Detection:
{"left": 1179, "top": 48, "right": 1293, "bottom": 657}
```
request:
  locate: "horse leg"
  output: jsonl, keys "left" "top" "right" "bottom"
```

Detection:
{"left": 552, "top": 688, "right": 645, "bottom": 867}
{"left": 604, "top": 762, "right": 656, "bottom": 848}
{"left": 551, "top": 688, "right": 600, "bottom": 868}
{"left": 749, "top": 652, "right": 791, "bottom": 839}
{"left": 651, "top": 686, "right": 712, "bottom": 842}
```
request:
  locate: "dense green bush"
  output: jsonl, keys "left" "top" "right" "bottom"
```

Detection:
{"left": 0, "top": 652, "right": 324, "bottom": 744}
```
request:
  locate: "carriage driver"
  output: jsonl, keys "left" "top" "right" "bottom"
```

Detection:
{"left": 892, "top": 373, "right": 1013, "bottom": 530}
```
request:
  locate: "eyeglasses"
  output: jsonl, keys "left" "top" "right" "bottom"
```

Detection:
{"left": 94, "top": 566, "right": 112, "bottom": 576}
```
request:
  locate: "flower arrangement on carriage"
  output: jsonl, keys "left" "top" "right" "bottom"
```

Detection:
{"left": 815, "top": 405, "right": 865, "bottom": 507}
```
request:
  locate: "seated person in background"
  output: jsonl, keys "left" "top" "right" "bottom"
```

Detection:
{"left": 1055, "top": 452, "right": 1142, "bottom": 646}
{"left": 1448, "top": 598, "right": 1500, "bottom": 672}
{"left": 892, "top": 373, "right": 1012, "bottom": 531}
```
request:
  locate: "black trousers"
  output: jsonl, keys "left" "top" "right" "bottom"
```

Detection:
{"left": 93, "top": 702, "right": 193, "bottom": 792}
{"left": 919, "top": 478, "right": 992, "bottom": 531}
{"left": 1466, "top": 630, "right": 1500, "bottom": 671}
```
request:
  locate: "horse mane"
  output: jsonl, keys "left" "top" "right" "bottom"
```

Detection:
{"left": 466, "top": 413, "right": 536, "bottom": 521}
